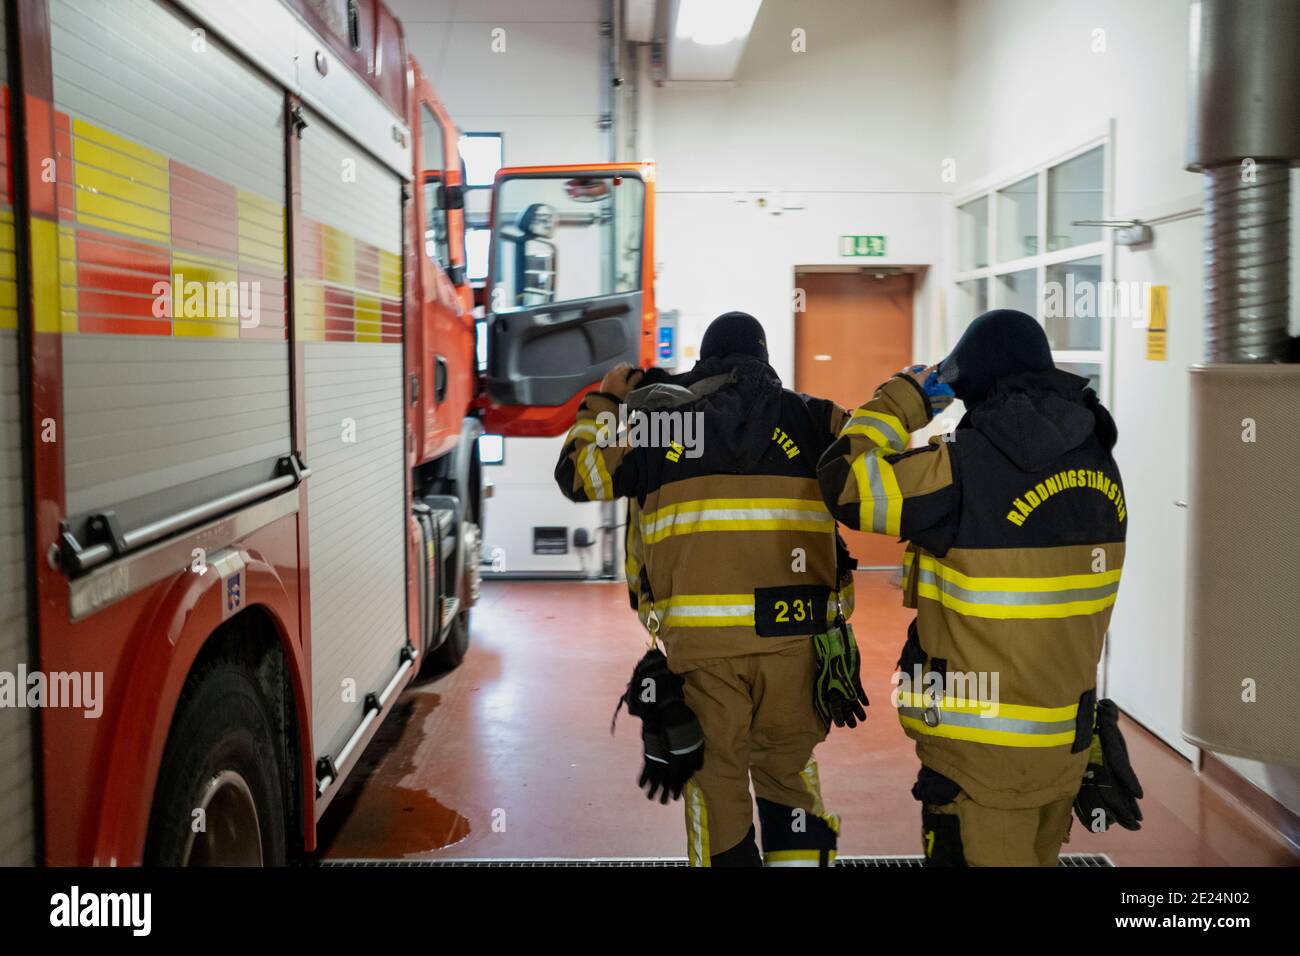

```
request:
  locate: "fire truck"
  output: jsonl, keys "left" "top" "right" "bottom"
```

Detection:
{"left": 0, "top": 0, "right": 654, "bottom": 864}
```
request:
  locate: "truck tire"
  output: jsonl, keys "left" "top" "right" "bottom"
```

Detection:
{"left": 427, "top": 606, "right": 470, "bottom": 671}
{"left": 145, "top": 659, "right": 287, "bottom": 866}
{"left": 424, "top": 503, "right": 479, "bottom": 673}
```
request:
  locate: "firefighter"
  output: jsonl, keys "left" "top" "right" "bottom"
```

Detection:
{"left": 555, "top": 312, "right": 864, "bottom": 866}
{"left": 817, "top": 309, "right": 1142, "bottom": 866}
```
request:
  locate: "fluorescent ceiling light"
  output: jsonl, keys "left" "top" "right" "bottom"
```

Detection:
{"left": 675, "top": 0, "right": 762, "bottom": 46}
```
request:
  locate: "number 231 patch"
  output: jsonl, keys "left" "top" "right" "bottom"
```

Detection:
{"left": 753, "top": 586, "right": 830, "bottom": 637}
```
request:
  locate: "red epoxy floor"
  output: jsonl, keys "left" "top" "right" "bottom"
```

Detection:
{"left": 316, "top": 575, "right": 1299, "bottom": 865}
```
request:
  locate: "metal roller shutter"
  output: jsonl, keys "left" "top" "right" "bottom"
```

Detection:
{"left": 296, "top": 105, "right": 407, "bottom": 766}
{"left": 50, "top": 0, "right": 291, "bottom": 533}
{"left": 0, "top": 12, "right": 37, "bottom": 867}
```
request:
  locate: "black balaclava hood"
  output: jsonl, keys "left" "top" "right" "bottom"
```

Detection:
{"left": 699, "top": 311, "right": 769, "bottom": 364}
{"left": 938, "top": 308, "right": 1054, "bottom": 405}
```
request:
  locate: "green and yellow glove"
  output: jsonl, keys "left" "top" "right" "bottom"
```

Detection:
{"left": 812, "top": 622, "right": 869, "bottom": 729}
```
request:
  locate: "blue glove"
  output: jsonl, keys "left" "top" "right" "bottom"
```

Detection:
{"left": 908, "top": 366, "right": 956, "bottom": 416}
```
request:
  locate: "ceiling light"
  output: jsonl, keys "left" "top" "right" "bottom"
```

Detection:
{"left": 675, "top": 0, "right": 762, "bottom": 46}
{"left": 814, "top": 354, "right": 833, "bottom": 362}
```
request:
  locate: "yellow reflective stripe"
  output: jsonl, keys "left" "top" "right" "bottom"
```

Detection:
{"left": 878, "top": 455, "right": 903, "bottom": 535}
{"left": 799, "top": 758, "right": 841, "bottom": 835}
{"left": 685, "top": 781, "right": 710, "bottom": 867}
{"left": 573, "top": 443, "right": 598, "bottom": 499}
{"left": 900, "top": 714, "right": 1076, "bottom": 748}
{"left": 896, "top": 691, "right": 1078, "bottom": 723}
{"left": 645, "top": 518, "right": 831, "bottom": 543}
{"left": 569, "top": 420, "right": 614, "bottom": 500}
{"left": 640, "top": 497, "right": 832, "bottom": 543}
{"left": 591, "top": 444, "right": 613, "bottom": 496}
{"left": 764, "top": 849, "right": 834, "bottom": 866}
{"left": 852, "top": 453, "right": 872, "bottom": 531}
{"left": 641, "top": 497, "right": 831, "bottom": 521}
{"left": 851, "top": 450, "right": 903, "bottom": 534}
{"left": 842, "top": 408, "right": 907, "bottom": 451}
{"left": 917, "top": 555, "right": 1122, "bottom": 592}
{"left": 652, "top": 593, "right": 753, "bottom": 627}
{"left": 915, "top": 582, "right": 1117, "bottom": 619}
{"left": 650, "top": 593, "right": 839, "bottom": 629}
{"left": 569, "top": 421, "right": 603, "bottom": 441}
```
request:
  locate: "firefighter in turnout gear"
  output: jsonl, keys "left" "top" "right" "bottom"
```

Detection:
{"left": 556, "top": 312, "right": 859, "bottom": 866}
{"left": 817, "top": 309, "right": 1136, "bottom": 866}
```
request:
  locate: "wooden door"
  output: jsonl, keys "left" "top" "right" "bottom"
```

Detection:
{"left": 795, "top": 271, "right": 914, "bottom": 569}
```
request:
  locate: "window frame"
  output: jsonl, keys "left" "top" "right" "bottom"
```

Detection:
{"left": 950, "top": 130, "right": 1114, "bottom": 403}
{"left": 487, "top": 169, "right": 648, "bottom": 313}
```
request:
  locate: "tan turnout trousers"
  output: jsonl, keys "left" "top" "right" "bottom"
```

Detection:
{"left": 924, "top": 791, "right": 1075, "bottom": 866}
{"left": 678, "top": 639, "right": 837, "bottom": 865}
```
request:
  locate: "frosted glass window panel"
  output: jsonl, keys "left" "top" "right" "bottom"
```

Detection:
{"left": 958, "top": 196, "right": 989, "bottom": 271}
{"left": 997, "top": 268, "right": 1038, "bottom": 317}
{"left": 955, "top": 278, "right": 989, "bottom": 328}
{"left": 1047, "top": 147, "right": 1104, "bottom": 251}
{"left": 996, "top": 175, "right": 1038, "bottom": 262}
{"left": 1043, "top": 256, "right": 1103, "bottom": 350}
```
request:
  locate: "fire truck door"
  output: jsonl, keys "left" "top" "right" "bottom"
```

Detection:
{"left": 482, "top": 163, "right": 655, "bottom": 437}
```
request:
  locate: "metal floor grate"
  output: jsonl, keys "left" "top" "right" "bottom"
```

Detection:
{"left": 318, "top": 853, "right": 1114, "bottom": 868}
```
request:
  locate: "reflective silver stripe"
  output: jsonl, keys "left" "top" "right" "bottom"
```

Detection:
{"left": 642, "top": 506, "right": 832, "bottom": 536}
{"left": 659, "top": 601, "right": 754, "bottom": 620}
{"left": 862, "top": 455, "right": 889, "bottom": 531}
{"left": 845, "top": 412, "right": 906, "bottom": 450}
{"left": 581, "top": 442, "right": 607, "bottom": 498}
{"left": 913, "top": 568, "right": 1120, "bottom": 606}
{"left": 898, "top": 707, "right": 1077, "bottom": 736}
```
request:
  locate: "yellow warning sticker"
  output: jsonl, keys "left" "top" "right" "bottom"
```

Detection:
{"left": 1146, "top": 285, "right": 1168, "bottom": 361}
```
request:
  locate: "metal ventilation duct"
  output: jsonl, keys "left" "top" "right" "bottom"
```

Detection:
{"left": 1185, "top": 0, "right": 1300, "bottom": 362}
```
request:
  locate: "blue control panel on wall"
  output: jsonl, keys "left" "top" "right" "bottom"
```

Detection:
{"left": 658, "top": 326, "right": 674, "bottom": 361}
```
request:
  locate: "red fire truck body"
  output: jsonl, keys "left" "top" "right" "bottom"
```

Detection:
{"left": 0, "top": 0, "right": 654, "bottom": 865}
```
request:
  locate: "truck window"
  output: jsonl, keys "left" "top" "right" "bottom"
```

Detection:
{"left": 490, "top": 174, "right": 644, "bottom": 311}
{"left": 421, "top": 104, "right": 450, "bottom": 270}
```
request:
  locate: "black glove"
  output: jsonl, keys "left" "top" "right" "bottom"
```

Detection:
{"left": 621, "top": 648, "right": 704, "bottom": 803}
{"left": 1073, "top": 698, "right": 1144, "bottom": 832}
{"left": 812, "top": 621, "right": 869, "bottom": 728}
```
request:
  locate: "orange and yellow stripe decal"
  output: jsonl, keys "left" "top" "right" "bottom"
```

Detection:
{"left": 39, "top": 107, "right": 398, "bottom": 344}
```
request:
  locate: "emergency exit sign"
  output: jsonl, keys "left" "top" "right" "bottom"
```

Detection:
{"left": 840, "top": 235, "right": 886, "bottom": 257}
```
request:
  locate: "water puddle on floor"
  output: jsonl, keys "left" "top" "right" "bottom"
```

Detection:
{"left": 314, "top": 693, "right": 472, "bottom": 858}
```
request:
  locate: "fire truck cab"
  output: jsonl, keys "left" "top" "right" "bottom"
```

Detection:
{"left": 0, "top": 0, "right": 654, "bottom": 865}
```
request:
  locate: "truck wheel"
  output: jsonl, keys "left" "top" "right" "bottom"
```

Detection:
{"left": 425, "top": 515, "right": 479, "bottom": 672}
{"left": 145, "top": 659, "right": 287, "bottom": 866}
{"left": 427, "top": 607, "right": 470, "bottom": 671}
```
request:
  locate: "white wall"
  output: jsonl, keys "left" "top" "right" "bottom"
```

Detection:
{"left": 391, "top": 0, "right": 609, "bottom": 573}
{"left": 650, "top": 0, "right": 955, "bottom": 385}
{"left": 395, "top": 0, "right": 607, "bottom": 163}
{"left": 949, "top": 0, "right": 1300, "bottom": 815}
